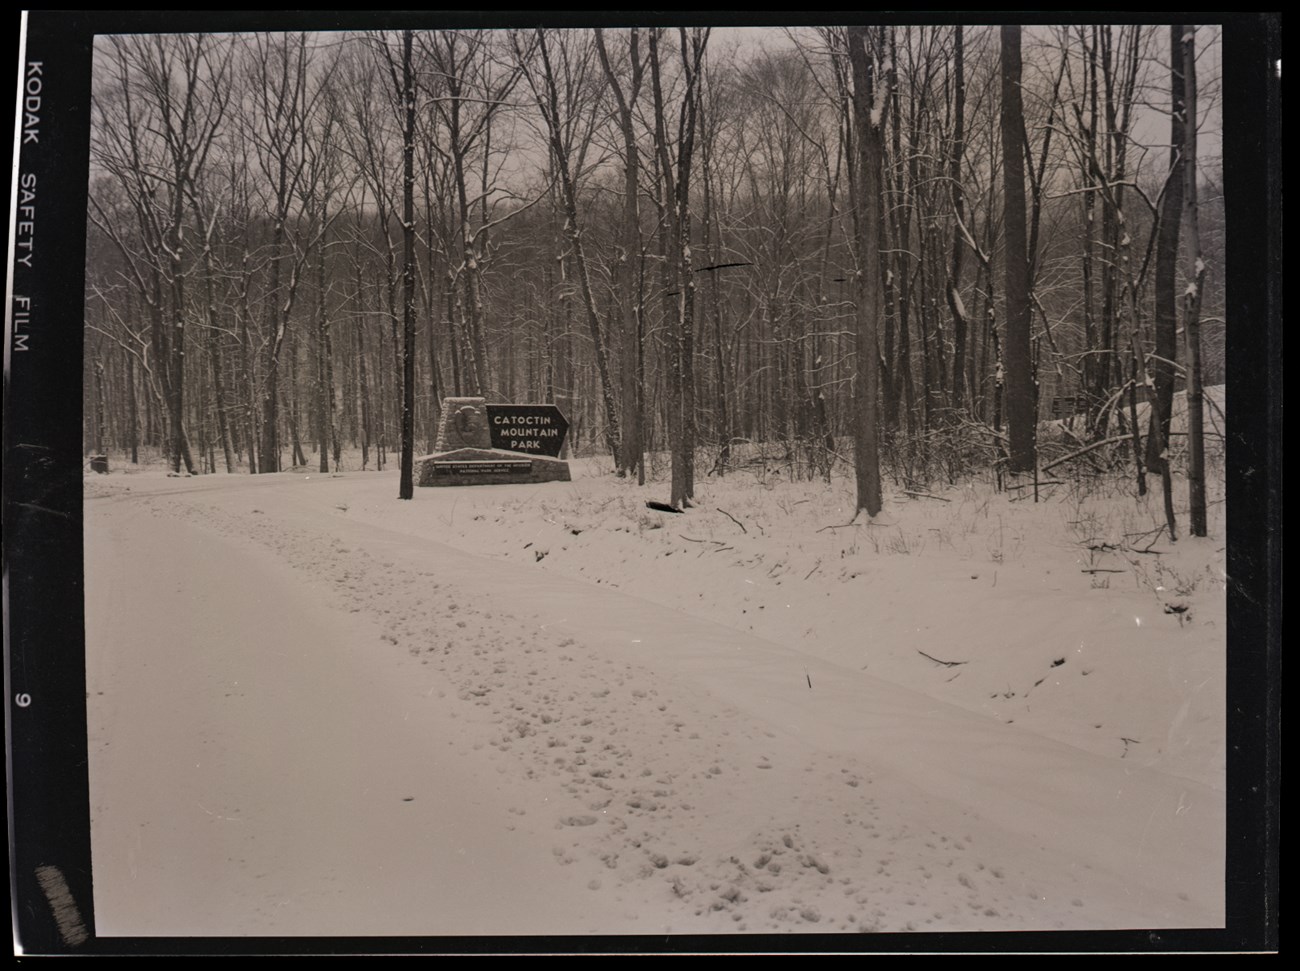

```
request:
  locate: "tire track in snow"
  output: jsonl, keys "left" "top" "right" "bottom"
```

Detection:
{"left": 101, "top": 481, "right": 1219, "bottom": 933}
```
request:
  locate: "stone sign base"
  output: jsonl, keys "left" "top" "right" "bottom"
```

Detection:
{"left": 416, "top": 447, "right": 571, "bottom": 487}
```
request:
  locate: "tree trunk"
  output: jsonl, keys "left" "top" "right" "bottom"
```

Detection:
{"left": 946, "top": 26, "right": 969, "bottom": 416}
{"left": 595, "top": 28, "right": 645, "bottom": 478}
{"left": 127, "top": 352, "right": 139, "bottom": 464}
{"left": 259, "top": 232, "right": 285, "bottom": 474}
{"left": 847, "top": 26, "right": 888, "bottom": 517}
{"left": 289, "top": 336, "right": 308, "bottom": 468}
{"left": 315, "top": 203, "right": 335, "bottom": 473}
{"left": 199, "top": 242, "right": 236, "bottom": 473}
{"left": 535, "top": 33, "right": 622, "bottom": 463}
{"left": 700, "top": 95, "right": 732, "bottom": 475}
{"left": 1001, "top": 25, "right": 1035, "bottom": 473}
{"left": 397, "top": 30, "right": 416, "bottom": 500}
{"left": 93, "top": 359, "right": 106, "bottom": 456}
{"left": 357, "top": 316, "right": 372, "bottom": 470}
{"left": 375, "top": 306, "right": 387, "bottom": 470}
{"left": 1147, "top": 26, "right": 1185, "bottom": 474}
{"left": 649, "top": 28, "right": 708, "bottom": 510}
{"left": 1182, "top": 26, "right": 1208, "bottom": 537}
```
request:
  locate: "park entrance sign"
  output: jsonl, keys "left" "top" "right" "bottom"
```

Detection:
{"left": 416, "top": 397, "right": 571, "bottom": 487}
{"left": 486, "top": 404, "right": 569, "bottom": 457}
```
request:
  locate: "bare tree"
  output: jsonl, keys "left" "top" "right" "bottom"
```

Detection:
{"left": 517, "top": 29, "right": 622, "bottom": 465}
{"left": 89, "top": 33, "right": 234, "bottom": 473}
{"left": 188, "top": 171, "right": 237, "bottom": 472}
{"left": 244, "top": 32, "right": 332, "bottom": 472}
{"left": 945, "top": 26, "right": 970, "bottom": 415}
{"left": 1146, "top": 28, "right": 1185, "bottom": 471}
{"left": 375, "top": 30, "right": 418, "bottom": 499}
{"left": 595, "top": 27, "right": 647, "bottom": 479}
{"left": 421, "top": 31, "right": 527, "bottom": 397}
{"left": 1181, "top": 25, "right": 1208, "bottom": 537}
{"left": 647, "top": 27, "right": 710, "bottom": 508}
{"left": 1000, "top": 25, "right": 1035, "bottom": 473}
{"left": 846, "top": 26, "right": 891, "bottom": 516}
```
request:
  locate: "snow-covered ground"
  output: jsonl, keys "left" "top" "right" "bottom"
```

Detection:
{"left": 83, "top": 434, "right": 1225, "bottom": 937}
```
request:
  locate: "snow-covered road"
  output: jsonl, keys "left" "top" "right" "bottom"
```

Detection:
{"left": 84, "top": 471, "right": 1224, "bottom": 936}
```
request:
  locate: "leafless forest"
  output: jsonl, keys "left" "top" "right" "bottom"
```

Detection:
{"left": 83, "top": 25, "right": 1224, "bottom": 527}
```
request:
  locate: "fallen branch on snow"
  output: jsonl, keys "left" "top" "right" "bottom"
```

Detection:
{"left": 816, "top": 513, "right": 882, "bottom": 533}
{"left": 917, "top": 650, "right": 968, "bottom": 667}
{"left": 716, "top": 507, "right": 748, "bottom": 534}
{"left": 900, "top": 490, "right": 951, "bottom": 502}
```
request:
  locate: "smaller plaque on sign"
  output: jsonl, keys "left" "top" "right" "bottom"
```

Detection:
{"left": 432, "top": 461, "right": 532, "bottom": 476}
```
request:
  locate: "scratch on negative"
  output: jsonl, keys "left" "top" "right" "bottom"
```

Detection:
{"left": 197, "top": 801, "right": 245, "bottom": 823}
{"left": 14, "top": 501, "right": 73, "bottom": 520}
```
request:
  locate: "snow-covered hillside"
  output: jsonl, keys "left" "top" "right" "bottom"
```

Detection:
{"left": 83, "top": 450, "right": 1225, "bottom": 937}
